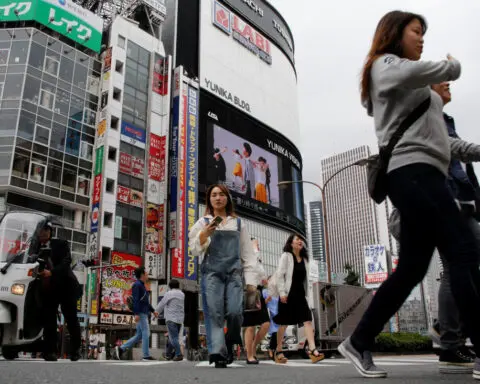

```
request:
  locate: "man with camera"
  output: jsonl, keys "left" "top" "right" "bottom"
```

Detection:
{"left": 37, "top": 222, "right": 82, "bottom": 362}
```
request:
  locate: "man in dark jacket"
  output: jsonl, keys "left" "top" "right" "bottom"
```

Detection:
{"left": 113, "top": 267, "right": 158, "bottom": 361}
{"left": 430, "top": 82, "right": 480, "bottom": 373}
{"left": 38, "top": 222, "right": 82, "bottom": 362}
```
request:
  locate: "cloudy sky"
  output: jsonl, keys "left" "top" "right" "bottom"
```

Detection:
{"left": 271, "top": 0, "right": 480, "bottom": 202}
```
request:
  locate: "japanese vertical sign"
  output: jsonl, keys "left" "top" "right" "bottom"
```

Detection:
{"left": 169, "top": 67, "right": 188, "bottom": 279}
{"left": 364, "top": 245, "right": 388, "bottom": 288}
{"left": 184, "top": 86, "right": 199, "bottom": 281}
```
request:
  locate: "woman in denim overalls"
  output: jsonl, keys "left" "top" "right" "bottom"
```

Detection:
{"left": 189, "top": 184, "right": 257, "bottom": 368}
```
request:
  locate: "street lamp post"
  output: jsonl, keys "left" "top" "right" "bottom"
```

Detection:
{"left": 278, "top": 158, "right": 369, "bottom": 283}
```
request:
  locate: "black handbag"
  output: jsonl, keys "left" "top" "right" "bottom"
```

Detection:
{"left": 367, "top": 96, "right": 431, "bottom": 204}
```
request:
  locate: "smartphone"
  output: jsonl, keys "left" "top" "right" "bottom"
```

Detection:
{"left": 212, "top": 216, "right": 223, "bottom": 226}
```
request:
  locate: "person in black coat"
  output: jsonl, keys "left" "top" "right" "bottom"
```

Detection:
{"left": 37, "top": 222, "right": 81, "bottom": 362}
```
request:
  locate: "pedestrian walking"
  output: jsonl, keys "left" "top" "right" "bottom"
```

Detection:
{"left": 189, "top": 184, "right": 257, "bottom": 368}
{"left": 36, "top": 222, "right": 82, "bottom": 362}
{"left": 242, "top": 257, "right": 270, "bottom": 364}
{"left": 156, "top": 279, "right": 185, "bottom": 361}
{"left": 273, "top": 234, "right": 324, "bottom": 364}
{"left": 388, "top": 82, "right": 480, "bottom": 373}
{"left": 339, "top": 11, "right": 480, "bottom": 381}
{"left": 262, "top": 275, "right": 280, "bottom": 360}
{"left": 113, "top": 267, "right": 158, "bottom": 361}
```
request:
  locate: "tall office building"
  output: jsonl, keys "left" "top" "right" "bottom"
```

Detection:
{"left": 306, "top": 200, "right": 326, "bottom": 262}
{"left": 320, "top": 145, "right": 383, "bottom": 286}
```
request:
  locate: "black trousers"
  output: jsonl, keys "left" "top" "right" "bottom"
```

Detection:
{"left": 351, "top": 164, "right": 480, "bottom": 355}
{"left": 43, "top": 293, "right": 81, "bottom": 355}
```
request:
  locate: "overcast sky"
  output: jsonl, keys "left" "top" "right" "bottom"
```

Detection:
{"left": 271, "top": 0, "right": 480, "bottom": 202}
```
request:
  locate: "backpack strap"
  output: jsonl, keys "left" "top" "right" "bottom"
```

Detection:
{"left": 237, "top": 218, "right": 241, "bottom": 232}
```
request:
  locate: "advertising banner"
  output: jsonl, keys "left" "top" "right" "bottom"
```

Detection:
{"left": 147, "top": 179, "right": 162, "bottom": 205}
{"left": 131, "top": 156, "right": 145, "bottom": 178}
{"left": 0, "top": 0, "right": 104, "bottom": 52}
{"left": 153, "top": 55, "right": 169, "bottom": 96}
{"left": 129, "top": 190, "right": 143, "bottom": 208}
{"left": 364, "top": 245, "right": 388, "bottom": 288}
{"left": 100, "top": 312, "right": 113, "bottom": 324}
{"left": 121, "top": 121, "right": 146, "bottom": 149}
{"left": 150, "top": 133, "right": 163, "bottom": 158}
{"left": 169, "top": 69, "right": 181, "bottom": 249}
{"left": 112, "top": 314, "right": 134, "bottom": 326}
{"left": 103, "top": 47, "right": 112, "bottom": 73}
{"left": 145, "top": 251, "right": 158, "bottom": 279}
{"left": 184, "top": 86, "right": 199, "bottom": 281}
{"left": 94, "top": 146, "right": 104, "bottom": 176}
{"left": 171, "top": 74, "right": 187, "bottom": 279}
{"left": 119, "top": 152, "right": 132, "bottom": 175}
{"left": 116, "top": 185, "right": 130, "bottom": 204}
{"left": 100, "top": 252, "right": 141, "bottom": 313}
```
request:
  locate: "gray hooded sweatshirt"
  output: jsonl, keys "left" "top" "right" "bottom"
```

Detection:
{"left": 368, "top": 54, "right": 461, "bottom": 175}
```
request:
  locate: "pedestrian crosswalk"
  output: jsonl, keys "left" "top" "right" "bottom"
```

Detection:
{"left": 1, "top": 355, "right": 439, "bottom": 368}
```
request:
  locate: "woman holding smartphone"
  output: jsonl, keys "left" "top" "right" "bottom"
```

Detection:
{"left": 189, "top": 184, "right": 258, "bottom": 368}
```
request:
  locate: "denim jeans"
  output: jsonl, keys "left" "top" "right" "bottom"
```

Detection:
{"left": 120, "top": 313, "right": 150, "bottom": 358}
{"left": 351, "top": 164, "right": 480, "bottom": 355}
{"left": 167, "top": 321, "right": 182, "bottom": 357}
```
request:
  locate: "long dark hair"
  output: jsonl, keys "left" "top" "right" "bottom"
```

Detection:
{"left": 205, "top": 184, "right": 236, "bottom": 217}
{"left": 283, "top": 233, "right": 308, "bottom": 261}
{"left": 360, "top": 11, "right": 427, "bottom": 103}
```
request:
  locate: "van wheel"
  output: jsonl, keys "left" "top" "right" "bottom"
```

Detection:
{"left": 2, "top": 346, "right": 18, "bottom": 360}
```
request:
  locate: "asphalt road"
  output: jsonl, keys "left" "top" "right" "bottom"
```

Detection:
{"left": 0, "top": 355, "right": 476, "bottom": 384}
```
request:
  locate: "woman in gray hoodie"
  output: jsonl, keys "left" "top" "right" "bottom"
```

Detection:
{"left": 338, "top": 11, "right": 480, "bottom": 381}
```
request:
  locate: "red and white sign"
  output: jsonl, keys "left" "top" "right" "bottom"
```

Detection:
{"left": 131, "top": 156, "right": 145, "bottom": 178}
{"left": 100, "top": 312, "right": 113, "bottom": 324}
{"left": 212, "top": 0, "right": 271, "bottom": 62}
{"left": 149, "top": 157, "right": 162, "bottom": 182}
{"left": 92, "top": 175, "right": 102, "bottom": 204}
{"left": 150, "top": 134, "right": 163, "bottom": 158}
{"left": 119, "top": 152, "right": 132, "bottom": 175}
{"left": 117, "top": 186, "right": 130, "bottom": 204}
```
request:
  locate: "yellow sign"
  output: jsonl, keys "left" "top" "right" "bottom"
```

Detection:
{"left": 91, "top": 299, "right": 98, "bottom": 316}
{"left": 97, "top": 119, "right": 107, "bottom": 137}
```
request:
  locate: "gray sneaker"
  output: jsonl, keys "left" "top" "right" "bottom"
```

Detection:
{"left": 338, "top": 337, "right": 387, "bottom": 378}
{"left": 474, "top": 358, "right": 480, "bottom": 380}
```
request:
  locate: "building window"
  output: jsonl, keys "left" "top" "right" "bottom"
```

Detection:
{"left": 80, "top": 140, "right": 93, "bottom": 161}
{"left": 65, "top": 128, "right": 81, "bottom": 156}
{"left": 115, "top": 60, "right": 124, "bottom": 74}
{"left": 62, "top": 168, "right": 76, "bottom": 192}
{"left": 83, "top": 108, "right": 96, "bottom": 126}
{"left": 39, "top": 89, "right": 55, "bottom": 110}
{"left": 102, "top": 246, "right": 111, "bottom": 263}
{"left": 44, "top": 55, "right": 59, "bottom": 77}
{"left": 118, "top": 35, "right": 126, "bottom": 49}
{"left": 12, "top": 153, "right": 29, "bottom": 179}
{"left": 111, "top": 115, "right": 119, "bottom": 130}
{"left": 0, "top": 49, "right": 8, "bottom": 65}
{"left": 46, "top": 163, "right": 62, "bottom": 188}
{"left": 77, "top": 175, "right": 90, "bottom": 196}
{"left": 34, "top": 124, "right": 50, "bottom": 146}
{"left": 104, "top": 212, "right": 113, "bottom": 228}
{"left": 106, "top": 178, "right": 115, "bottom": 193}
{"left": 108, "top": 146, "right": 117, "bottom": 161}
{"left": 29, "top": 162, "right": 45, "bottom": 184}
{"left": 113, "top": 87, "right": 122, "bottom": 102}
